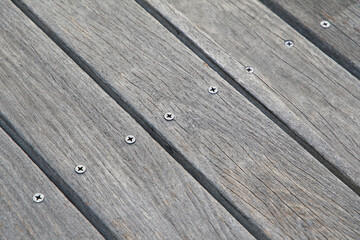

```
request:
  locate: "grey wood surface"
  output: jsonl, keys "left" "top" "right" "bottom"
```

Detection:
{"left": 262, "top": 0, "right": 360, "bottom": 77}
{"left": 0, "top": 129, "right": 103, "bottom": 240}
{"left": 0, "top": 1, "right": 254, "bottom": 239}
{"left": 140, "top": 0, "right": 360, "bottom": 193}
{"left": 13, "top": 0, "right": 360, "bottom": 238}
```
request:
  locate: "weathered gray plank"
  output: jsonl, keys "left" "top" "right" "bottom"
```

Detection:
{"left": 261, "top": 0, "right": 360, "bottom": 77}
{"left": 12, "top": 0, "right": 360, "bottom": 238}
{"left": 0, "top": 129, "right": 103, "bottom": 240}
{"left": 140, "top": 0, "right": 360, "bottom": 193}
{"left": 0, "top": 1, "right": 255, "bottom": 239}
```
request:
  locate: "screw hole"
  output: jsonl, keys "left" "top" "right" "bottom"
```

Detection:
{"left": 284, "top": 40, "right": 294, "bottom": 48}
{"left": 245, "top": 66, "right": 254, "bottom": 74}
{"left": 125, "top": 135, "right": 136, "bottom": 144}
{"left": 33, "top": 193, "right": 44, "bottom": 203}
{"left": 164, "top": 112, "right": 175, "bottom": 121}
{"left": 208, "top": 86, "right": 218, "bottom": 94}
{"left": 75, "top": 165, "right": 86, "bottom": 174}
{"left": 320, "top": 20, "right": 331, "bottom": 28}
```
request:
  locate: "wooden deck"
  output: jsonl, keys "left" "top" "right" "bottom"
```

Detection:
{"left": 1, "top": 0, "right": 359, "bottom": 239}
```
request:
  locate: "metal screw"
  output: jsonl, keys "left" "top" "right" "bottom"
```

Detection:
{"left": 164, "top": 112, "right": 175, "bottom": 121}
{"left": 208, "top": 86, "right": 218, "bottom": 94}
{"left": 320, "top": 20, "right": 331, "bottom": 28}
{"left": 125, "top": 135, "right": 136, "bottom": 144}
{"left": 33, "top": 193, "right": 44, "bottom": 203}
{"left": 75, "top": 165, "right": 86, "bottom": 174}
{"left": 284, "top": 40, "right": 294, "bottom": 48}
{"left": 245, "top": 66, "right": 254, "bottom": 74}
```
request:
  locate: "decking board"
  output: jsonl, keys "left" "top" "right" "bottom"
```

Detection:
{"left": 0, "top": 129, "right": 103, "bottom": 240}
{"left": 0, "top": 1, "right": 254, "bottom": 239}
{"left": 11, "top": 0, "right": 360, "bottom": 239}
{"left": 140, "top": 0, "right": 360, "bottom": 193}
{"left": 262, "top": 0, "right": 360, "bottom": 77}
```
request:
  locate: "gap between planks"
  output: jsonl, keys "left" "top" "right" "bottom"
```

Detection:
{"left": 134, "top": 0, "right": 360, "bottom": 196}
{"left": 136, "top": 0, "right": 360, "bottom": 197}
{"left": 7, "top": 0, "right": 267, "bottom": 239}
{"left": 10, "top": 0, "right": 360, "bottom": 199}
{"left": 135, "top": 0, "right": 360, "bottom": 196}
{"left": 7, "top": 0, "right": 359, "bottom": 238}
{"left": 9, "top": 0, "right": 359, "bottom": 229}
{"left": 0, "top": 116, "right": 118, "bottom": 239}
{"left": 256, "top": 0, "right": 360, "bottom": 79}
{"left": 1, "top": 1, "right": 257, "bottom": 238}
{"left": 0, "top": 128, "right": 104, "bottom": 239}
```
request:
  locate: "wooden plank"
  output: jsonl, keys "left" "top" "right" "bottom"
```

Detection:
{"left": 0, "top": 1, "right": 255, "bottom": 239}
{"left": 138, "top": 0, "right": 360, "bottom": 193}
{"left": 260, "top": 0, "right": 360, "bottom": 77}
{"left": 12, "top": 0, "right": 360, "bottom": 238}
{"left": 0, "top": 129, "right": 103, "bottom": 239}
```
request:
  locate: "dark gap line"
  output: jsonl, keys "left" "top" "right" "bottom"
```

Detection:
{"left": 0, "top": 114, "right": 119, "bottom": 240}
{"left": 10, "top": 0, "right": 268, "bottom": 239}
{"left": 9, "top": 0, "right": 359, "bottom": 239}
{"left": 257, "top": 0, "right": 359, "bottom": 80}
{"left": 134, "top": 0, "right": 360, "bottom": 196}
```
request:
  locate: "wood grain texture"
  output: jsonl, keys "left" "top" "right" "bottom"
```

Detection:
{"left": 0, "top": 129, "right": 103, "bottom": 240}
{"left": 262, "top": 0, "right": 360, "bottom": 77}
{"left": 0, "top": 1, "right": 254, "bottom": 239}
{"left": 13, "top": 0, "right": 360, "bottom": 238}
{"left": 140, "top": 0, "right": 360, "bottom": 193}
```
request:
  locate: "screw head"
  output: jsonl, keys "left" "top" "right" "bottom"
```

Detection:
{"left": 245, "top": 66, "right": 254, "bottom": 74}
{"left": 208, "top": 86, "right": 218, "bottom": 94}
{"left": 75, "top": 165, "right": 86, "bottom": 174}
{"left": 125, "top": 135, "right": 136, "bottom": 144}
{"left": 320, "top": 20, "right": 331, "bottom": 28}
{"left": 284, "top": 40, "right": 294, "bottom": 48}
{"left": 33, "top": 193, "right": 44, "bottom": 203}
{"left": 164, "top": 112, "right": 175, "bottom": 121}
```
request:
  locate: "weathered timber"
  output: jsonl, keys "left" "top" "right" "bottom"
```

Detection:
{"left": 260, "top": 0, "right": 360, "bottom": 77}
{"left": 0, "top": 129, "right": 103, "bottom": 239}
{"left": 141, "top": 0, "right": 360, "bottom": 193}
{"left": 0, "top": 1, "right": 254, "bottom": 239}
{"left": 10, "top": 0, "right": 360, "bottom": 238}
